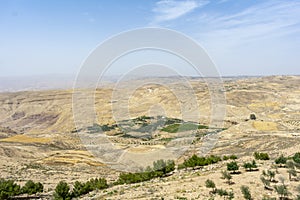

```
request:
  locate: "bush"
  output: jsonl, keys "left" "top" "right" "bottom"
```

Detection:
{"left": 274, "top": 185, "right": 290, "bottom": 199}
{"left": 250, "top": 114, "right": 256, "bottom": 120}
{"left": 229, "top": 155, "right": 238, "bottom": 160}
{"left": 241, "top": 185, "right": 252, "bottom": 200}
{"left": 293, "top": 152, "right": 300, "bottom": 164}
{"left": 260, "top": 176, "right": 271, "bottom": 190}
{"left": 216, "top": 188, "right": 228, "bottom": 196}
{"left": 223, "top": 155, "right": 238, "bottom": 161}
{"left": 254, "top": 152, "right": 270, "bottom": 160}
{"left": 0, "top": 179, "right": 21, "bottom": 200}
{"left": 243, "top": 160, "right": 258, "bottom": 171}
{"left": 22, "top": 180, "right": 43, "bottom": 195}
{"left": 227, "top": 161, "right": 239, "bottom": 173}
{"left": 221, "top": 170, "right": 232, "bottom": 184}
{"left": 275, "top": 154, "right": 287, "bottom": 167}
{"left": 262, "top": 170, "right": 276, "bottom": 182}
{"left": 53, "top": 181, "right": 70, "bottom": 200}
{"left": 205, "top": 179, "right": 216, "bottom": 193}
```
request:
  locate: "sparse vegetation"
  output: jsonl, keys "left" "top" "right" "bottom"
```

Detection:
{"left": 286, "top": 160, "right": 297, "bottom": 181}
{"left": 161, "top": 123, "right": 208, "bottom": 133}
{"left": 205, "top": 179, "right": 216, "bottom": 193}
{"left": 260, "top": 176, "right": 272, "bottom": 190}
{"left": 221, "top": 170, "right": 233, "bottom": 185}
{"left": 262, "top": 170, "right": 276, "bottom": 182}
{"left": 216, "top": 188, "right": 234, "bottom": 199}
{"left": 274, "top": 184, "right": 290, "bottom": 200}
{"left": 241, "top": 185, "right": 252, "bottom": 200}
{"left": 1, "top": 150, "right": 300, "bottom": 199}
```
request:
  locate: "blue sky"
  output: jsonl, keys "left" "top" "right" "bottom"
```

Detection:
{"left": 0, "top": 0, "right": 299, "bottom": 77}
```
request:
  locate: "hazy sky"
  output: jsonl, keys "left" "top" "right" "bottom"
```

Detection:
{"left": 1, "top": 0, "right": 299, "bottom": 77}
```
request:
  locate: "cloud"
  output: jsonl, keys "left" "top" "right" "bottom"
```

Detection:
{"left": 151, "top": 0, "right": 208, "bottom": 24}
{"left": 196, "top": 0, "right": 300, "bottom": 46}
{"left": 193, "top": 0, "right": 300, "bottom": 75}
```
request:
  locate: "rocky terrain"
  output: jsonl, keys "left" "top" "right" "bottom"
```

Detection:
{"left": 0, "top": 75, "right": 299, "bottom": 199}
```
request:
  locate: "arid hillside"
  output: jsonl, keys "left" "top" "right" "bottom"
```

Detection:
{"left": 0, "top": 75, "right": 299, "bottom": 199}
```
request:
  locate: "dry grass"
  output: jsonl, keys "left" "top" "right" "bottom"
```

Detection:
{"left": 0, "top": 134, "right": 52, "bottom": 143}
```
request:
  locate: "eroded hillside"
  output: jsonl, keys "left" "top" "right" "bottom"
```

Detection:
{"left": 0, "top": 76, "right": 299, "bottom": 199}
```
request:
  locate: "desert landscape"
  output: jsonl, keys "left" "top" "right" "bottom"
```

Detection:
{"left": 0, "top": 75, "right": 299, "bottom": 199}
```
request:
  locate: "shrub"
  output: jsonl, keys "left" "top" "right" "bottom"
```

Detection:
{"left": 274, "top": 185, "right": 290, "bottom": 200}
{"left": 243, "top": 160, "right": 258, "bottom": 171}
{"left": 260, "top": 176, "right": 271, "bottom": 190}
{"left": 287, "top": 168, "right": 297, "bottom": 181}
{"left": 293, "top": 152, "right": 300, "bottom": 164}
{"left": 250, "top": 114, "right": 256, "bottom": 120}
{"left": 216, "top": 188, "right": 228, "bottom": 196}
{"left": 221, "top": 170, "right": 232, "bottom": 185}
{"left": 205, "top": 179, "right": 216, "bottom": 193}
{"left": 241, "top": 185, "right": 252, "bottom": 200}
{"left": 262, "top": 170, "right": 276, "bottom": 182}
{"left": 227, "top": 161, "right": 239, "bottom": 173}
{"left": 229, "top": 155, "right": 238, "bottom": 160}
{"left": 254, "top": 152, "right": 270, "bottom": 160}
{"left": 53, "top": 181, "right": 70, "bottom": 200}
{"left": 22, "top": 180, "right": 43, "bottom": 195}
{"left": 223, "top": 155, "right": 229, "bottom": 160}
{"left": 275, "top": 154, "right": 287, "bottom": 167}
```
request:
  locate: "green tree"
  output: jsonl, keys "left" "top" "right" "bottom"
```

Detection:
{"left": 22, "top": 180, "right": 43, "bottom": 195}
{"left": 275, "top": 155, "right": 287, "bottom": 167}
{"left": 54, "top": 181, "right": 70, "bottom": 200}
{"left": 205, "top": 179, "right": 216, "bottom": 193}
{"left": 243, "top": 160, "right": 258, "bottom": 172}
{"left": 241, "top": 185, "right": 252, "bottom": 200}
{"left": 71, "top": 181, "right": 88, "bottom": 198}
{"left": 0, "top": 179, "right": 21, "bottom": 200}
{"left": 227, "top": 161, "right": 239, "bottom": 174}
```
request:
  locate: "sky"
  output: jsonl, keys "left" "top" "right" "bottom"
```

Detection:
{"left": 0, "top": 0, "right": 300, "bottom": 77}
